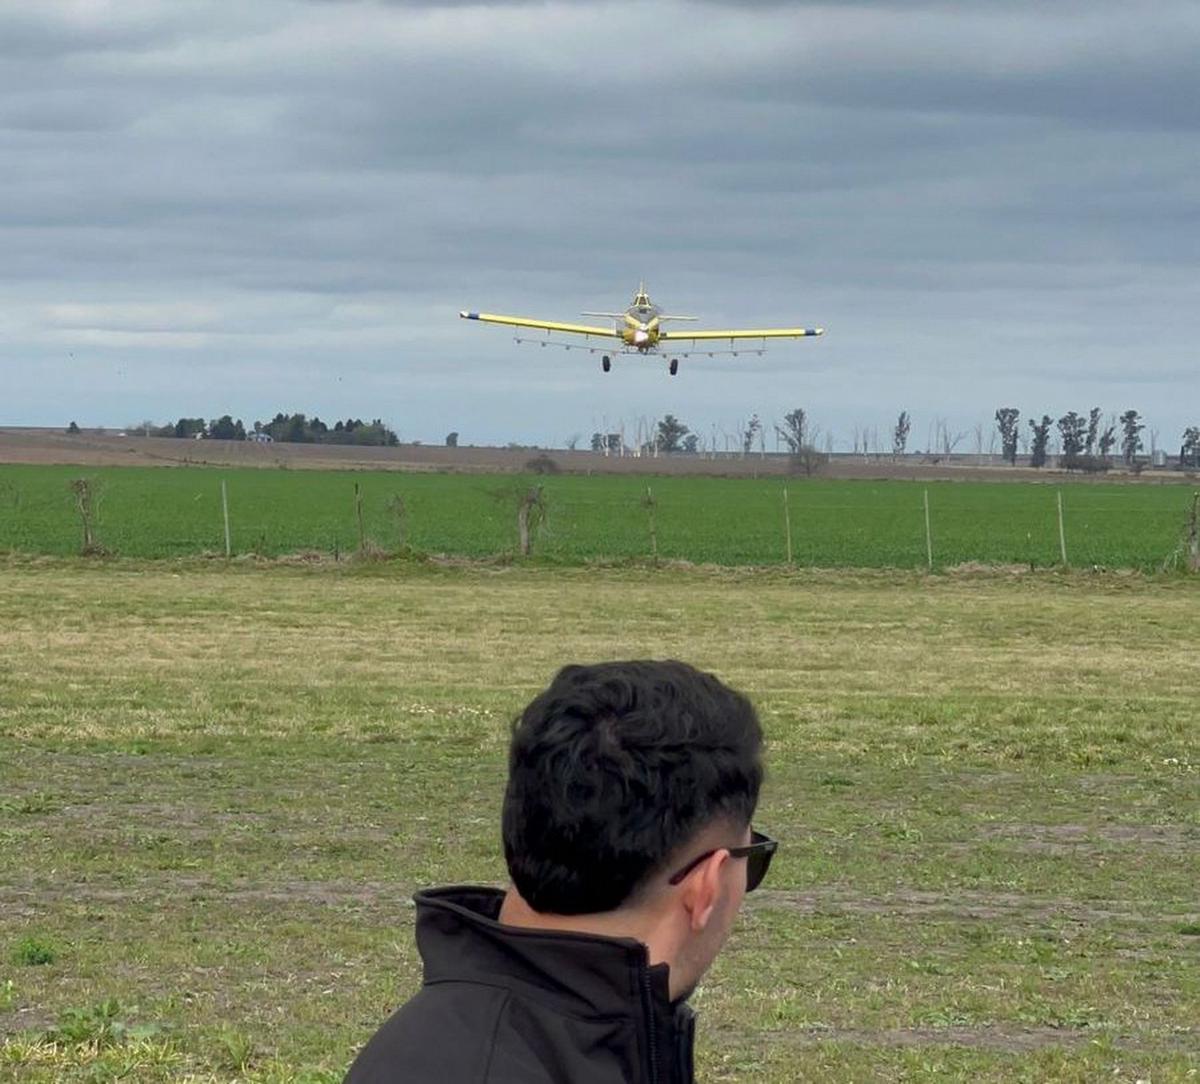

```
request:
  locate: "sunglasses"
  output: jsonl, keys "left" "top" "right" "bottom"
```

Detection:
{"left": 666, "top": 829, "right": 778, "bottom": 893}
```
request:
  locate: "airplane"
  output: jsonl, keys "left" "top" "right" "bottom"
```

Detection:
{"left": 459, "top": 283, "right": 823, "bottom": 375}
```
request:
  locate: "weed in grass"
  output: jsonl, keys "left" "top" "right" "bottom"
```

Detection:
{"left": 42, "top": 998, "right": 161, "bottom": 1049}
{"left": 12, "top": 937, "right": 57, "bottom": 966}
{"left": 0, "top": 979, "right": 14, "bottom": 1010}
{"left": 1176, "top": 922, "right": 1200, "bottom": 935}
{"left": 213, "top": 1026, "right": 256, "bottom": 1073}
{"left": 0, "top": 793, "right": 60, "bottom": 815}
{"left": 0, "top": 1034, "right": 185, "bottom": 1082}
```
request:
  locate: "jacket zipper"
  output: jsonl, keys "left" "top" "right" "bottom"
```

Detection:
{"left": 640, "top": 963, "right": 659, "bottom": 1084}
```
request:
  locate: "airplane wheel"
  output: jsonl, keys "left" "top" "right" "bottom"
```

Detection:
{"left": 602, "top": 356, "right": 611, "bottom": 373}
{"left": 669, "top": 358, "right": 679, "bottom": 376}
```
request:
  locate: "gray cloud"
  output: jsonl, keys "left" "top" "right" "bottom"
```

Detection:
{"left": 2, "top": 1, "right": 1198, "bottom": 446}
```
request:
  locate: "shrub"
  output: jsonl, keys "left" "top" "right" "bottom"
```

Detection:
{"left": 13, "top": 936, "right": 57, "bottom": 966}
{"left": 788, "top": 446, "right": 829, "bottom": 476}
{"left": 1063, "top": 454, "right": 1111, "bottom": 473}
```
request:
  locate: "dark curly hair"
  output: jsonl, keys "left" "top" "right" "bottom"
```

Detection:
{"left": 502, "top": 660, "right": 763, "bottom": 914}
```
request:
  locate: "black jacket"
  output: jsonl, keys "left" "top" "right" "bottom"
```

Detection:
{"left": 344, "top": 886, "right": 696, "bottom": 1084}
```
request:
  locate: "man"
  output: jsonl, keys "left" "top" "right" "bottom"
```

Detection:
{"left": 345, "top": 659, "right": 776, "bottom": 1083}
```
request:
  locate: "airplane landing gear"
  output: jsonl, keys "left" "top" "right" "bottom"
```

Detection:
{"left": 669, "top": 358, "right": 679, "bottom": 376}
{"left": 601, "top": 355, "right": 611, "bottom": 373}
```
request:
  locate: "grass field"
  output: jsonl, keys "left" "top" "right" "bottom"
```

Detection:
{"left": 1, "top": 463, "right": 1198, "bottom": 570}
{"left": 1, "top": 557, "right": 1197, "bottom": 1082}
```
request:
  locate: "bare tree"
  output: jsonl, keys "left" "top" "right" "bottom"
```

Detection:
{"left": 893, "top": 411, "right": 911, "bottom": 458}
{"left": 69, "top": 478, "right": 102, "bottom": 555}
{"left": 775, "top": 409, "right": 808, "bottom": 453}
{"left": 1085, "top": 407, "right": 1101, "bottom": 456}
{"left": 1189, "top": 493, "right": 1200, "bottom": 572}
{"left": 516, "top": 485, "right": 546, "bottom": 556}
{"left": 791, "top": 433, "right": 828, "bottom": 476}
{"left": 937, "top": 420, "right": 967, "bottom": 455}
{"left": 387, "top": 494, "right": 408, "bottom": 549}
{"left": 1098, "top": 420, "right": 1117, "bottom": 459}
{"left": 776, "top": 408, "right": 826, "bottom": 474}
{"left": 741, "top": 414, "right": 762, "bottom": 457}
{"left": 642, "top": 486, "right": 658, "bottom": 563}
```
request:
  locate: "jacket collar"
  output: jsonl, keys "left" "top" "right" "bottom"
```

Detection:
{"left": 414, "top": 886, "right": 694, "bottom": 1081}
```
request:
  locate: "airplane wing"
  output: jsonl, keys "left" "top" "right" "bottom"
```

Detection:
{"left": 460, "top": 311, "right": 620, "bottom": 338}
{"left": 661, "top": 326, "right": 824, "bottom": 342}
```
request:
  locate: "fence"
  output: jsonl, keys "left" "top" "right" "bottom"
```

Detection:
{"left": 0, "top": 465, "right": 1197, "bottom": 572}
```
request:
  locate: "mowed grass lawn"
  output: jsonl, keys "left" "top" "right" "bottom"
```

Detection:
{"left": 0, "top": 558, "right": 1197, "bottom": 1082}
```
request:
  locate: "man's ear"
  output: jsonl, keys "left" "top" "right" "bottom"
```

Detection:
{"left": 680, "top": 849, "right": 729, "bottom": 932}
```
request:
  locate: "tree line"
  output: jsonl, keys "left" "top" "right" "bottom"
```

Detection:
{"left": 989, "top": 407, "right": 1200, "bottom": 470}
{"left": 589, "top": 409, "right": 830, "bottom": 474}
{"left": 102, "top": 413, "right": 400, "bottom": 446}
{"left": 589, "top": 407, "right": 1199, "bottom": 470}
{"left": 71, "top": 406, "right": 1199, "bottom": 466}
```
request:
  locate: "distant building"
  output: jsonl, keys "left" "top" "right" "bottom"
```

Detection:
{"left": 249, "top": 432, "right": 273, "bottom": 444}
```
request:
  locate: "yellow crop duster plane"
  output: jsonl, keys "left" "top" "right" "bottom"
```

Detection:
{"left": 460, "top": 284, "right": 823, "bottom": 376}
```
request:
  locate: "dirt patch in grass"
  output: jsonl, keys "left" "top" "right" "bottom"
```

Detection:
{"left": 974, "top": 825, "right": 1190, "bottom": 845}
{"left": 712, "top": 1023, "right": 1189, "bottom": 1054}
{"left": 975, "top": 823, "right": 1195, "bottom": 845}
{"left": 5, "top": 876, "right": 1183, "bottom": 927}
{"left": 753, "top": 888, "right": 1183, "bottom": 925}
{"left": 0, "top": 876, "right": 421, "bottom": 910}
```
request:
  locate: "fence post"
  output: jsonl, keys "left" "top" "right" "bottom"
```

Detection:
{"left": 221, "top": 479, "right": 231, "bottom": 558}
{"left": 783, "top": 486, "right": 793, "bottom": 566}
{"left": 644, "top": 486, "right": 658, "bottom": 563}
{"left": 69, "top": 478, "right": 97, "bottom": 555}
{"left": 1057, "top": 490, "right": 1068, "bottom": 566}
{"left": 1188, "top": 491, "right": 1199, "bottom": 572}
{"left": 355, "top": 482, "right": 366, "bottom": 554}
{"left": 923, "top": 488, "right": 933, "bottom": 571}
{"left": 517, "top": 485, "right": 544, "bottom": 556}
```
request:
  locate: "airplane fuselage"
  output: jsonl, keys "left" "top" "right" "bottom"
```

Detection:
{"left": 619, "top": 290, "right": 663, "bottom": 351}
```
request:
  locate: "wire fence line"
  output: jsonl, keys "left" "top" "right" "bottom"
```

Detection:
{"left": 1, "top": 465, "right": 1198, "bottom": 572}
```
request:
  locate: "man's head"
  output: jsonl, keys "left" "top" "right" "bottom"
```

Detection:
{"left": 501, "top": 660, "right": 767, "bottom": 996}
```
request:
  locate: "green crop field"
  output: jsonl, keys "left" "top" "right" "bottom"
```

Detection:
{"left": 0, "top": 463, "right": 1197, "bottom": 570}
{"left": 1, "top": 559, "right": 1197, "bottom": 1082}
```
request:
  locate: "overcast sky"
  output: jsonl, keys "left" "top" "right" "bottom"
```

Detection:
{"left": 2, "top": 0, "right": 1198, "bottom": 450}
